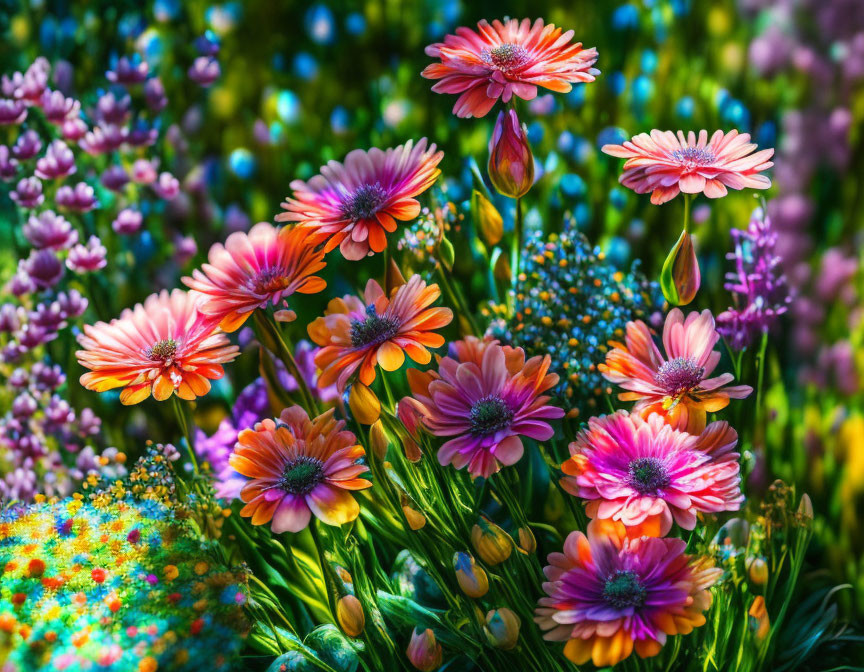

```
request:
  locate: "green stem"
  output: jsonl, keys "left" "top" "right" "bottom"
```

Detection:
{"left": 754, "top": 331, "right": 769, "bottom": 429}
{"left": 683, "top": 193, "right": 692, "bottom": 233}
{"left": 511, "top": 197, "right": 523, "bottom": 287}
{"left": 253, "top": 310, "right": 319, "bottom": 415}
{"left": 171, "top": 395, "right": 199, "bottom": 475}
{"left": 435, "top": 262, "right": 481, "bottom": 336}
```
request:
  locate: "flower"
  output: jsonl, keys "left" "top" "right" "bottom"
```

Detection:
{"left": 188, "top": 57, "right": 220, "bottom": 86}
{"left": 488, "top": 109, "right": 534, "bottom": 199}
{"left": 106, "top": 56, "right": 149, "bottom": 84}
{"left": 602, "top": 129, "right": 774, "bottom": 204}
{"left": 76, "top": 289, "right": 239, "bottom": 404}
{"left": 422, "top": 18, "right": 599, "bottom": 118}
{"left": 308, "top": 275, "right": 453, "bottom": 390}
{"left": 56, "top": 182, "right": 98, "bottom": 211}
{"left": 400, "top": 337, "right": 563, "bottom": 478}
{"left": 406, "top": 628, "right": 442, "bottom": 672}
{"left": 472, "top": 189, "right": 503, "bottom": 245}
{"left": 717, "top": 209, "right": 791, "bottom": 350}
{"left": 471, "top": 515, "right": 514, "bottom": 565}
{"left": 535, "top": 530, "right": 721, "bottom": 667}
{"left": 23, "top": 211, "right": 77, "bottom": 250}
{"left": 229, "top": 406, "right": 371, "bottom": 532}
{"left": 112, "top": 208, "right": 143, "bottom": 235}
{"left": 10, "top": 177, "right": 44, "bottom": 209}
{"left": 599, "top": 309, "right": 752, "bottom": 433}
{"left": 561, "top": 411, "right": 743, "bottom": 537}
{"left": 183, "top": 223, "right": 327, "bottom": 332}
{"left": 276, "top": 139, "right": 443, "bottom": 260}
{"left": 67, "top": 235, "right": 107, "bottom": 273}
{"left": 336, "top": 595, "right": 365, "bottom": 637}
{"left": 34, "top": 140, "right": 76, "bottom": 179}
{"left": 21, "top": 249, "right": 63, "bottom": 289}
{"left": 0, "top": 99, "right": 27, "bottom": 125}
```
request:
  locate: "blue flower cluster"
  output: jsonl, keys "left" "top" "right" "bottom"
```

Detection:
{"left": 488, "top": 220, "right": 663, "bottom": 415}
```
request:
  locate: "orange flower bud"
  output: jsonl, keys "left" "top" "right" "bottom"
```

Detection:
{"left": 484, "top": 607, "right": 521, "bottom": 650}
{"left": 471, "top": 516, "right": 513, "bottom": 566}
{"left": 660, "top": 229, "right": 700, "bottom": 306}
{"left": 336, "top": 594, "right": 365, "bottom": 637}
{"left": 406, "top": 627, "right": 442, "bottom": 671}
{"left": 349, "top": 382, "right": 380, "bottom": 425}
{"left": 453, "top": 552, "right": 489, "bottom": 598}
{"left": 471, "top": 189, "right": 503, "bottom": 245}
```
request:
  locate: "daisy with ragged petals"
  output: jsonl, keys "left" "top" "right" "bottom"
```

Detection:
{"left": 399, "top": 336, "right": 564, "bottom": 478}
{"left": 76, "top": 289, "right": 239, "bottom": 405}
{"left": 535, "top": 530, "right": 721, "bottom": 667}
{"left": 422, "top": 18, "right": 599, "bottom": 118}
{"left": 276, "top": 139, "right": 443, "bottom": 260}
{"left": 182, "top": 222, "right": 326, "bottom": 332}
{"left": 602, "top": 130, "right": 774, "bottom": 205}
{"left": 230, "top": 406, "right": 371, "bottom": 533}
{"left": 307, "top": 275, "right": 453, "bottom": 391}
{"left": 560, "top": 411, "right": 743, "bottom": 537}
{"left": 599, "top": 309, "right": 752, "bottom": 433}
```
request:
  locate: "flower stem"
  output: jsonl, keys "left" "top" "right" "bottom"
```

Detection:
{"left": 683, "top": 193, "right": 692, "bottom": 233}
{"left": 511, "top": 196, "right": 523, "bottom": 287}
{"left": 435, "top": 261, "right": 481, "bottom": 336}
{"left": 171, "top": 395, "right": 199, "bottom": 475}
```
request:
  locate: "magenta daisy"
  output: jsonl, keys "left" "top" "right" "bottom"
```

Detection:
{"left": 276, "top": 139, "right": 443, "bottom": 261}
{"left": 422, "top": 18, "right": 599, "bottom": 118}
{"left": 400, "top": 337, "right": 564, "bottom": 478}
{"left": 535, "top": 530, "right": 721, "bottom": 667}
{"left": 560, "top": 411, "right": 743, "bottom": 537}
{"left": 602, "top": 129, "right": 774, "bottom": 205}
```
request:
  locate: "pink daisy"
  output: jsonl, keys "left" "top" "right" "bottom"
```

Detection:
{"left": 422, "top": 18, "right": 599, "bottom": 118}
{"left": 399, "top": 336, "right": 564, "bottom": 478}
{"left": 276, "top": 139, "right": 443, "bottom": 261}
{"left": 230, "top": 406, "right": 372, "bottom": 533}
{"left": 535, "top": 530, "right": 721, "bottom": 667}
{"left": 602, "top": 129, "right": 774, "bottom": 205}
{"left": 182, "top": 222, "right": 327, "bottom": 332}
{"left": 599, "top": 309, "right": 752, "bottom": 434}
{"left": 561, "top": 411, "right": 743, "bottom": 538}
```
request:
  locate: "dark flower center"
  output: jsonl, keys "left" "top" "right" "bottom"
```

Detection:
{"left": 341, "top": 183, "right": 388, "bottom": 221}
{"left": 469, "top": 395, "right": 514, "bottom": 436}
{"left": 603, "top": 570, "right": 646, "bottom": 610}
{"left": 350, "top": 305, "right": 401, "bottom": 348}
{"left": 484, "top": 43, "right": 530, "bottom": 72}
{"left": 279, "top": 456, "right": 325, "bottom": 495}
{"left": 146, "top": 338, "right": 178, "bottom": 362}
{"left": 654, "top": 357, "right": 705, "bottom": 396}
{"left": 251, "top": 266, "right": 290, "bottom": 294}
{"left": 627, "top": 457, "right": 670, "bottom": 494}
{"left": 670, "top": 147, "right": 716, "bottom": 166}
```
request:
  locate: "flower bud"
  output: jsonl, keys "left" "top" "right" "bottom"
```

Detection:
{"left": 369, "top": 420, "right": 390, "bottom": 460}
{"left": 386, "top": 256, "right": 407, "bottom": 294}
{"left": 517, "top": 527, "right": 536, "bottom": 554}
{"left": 746, "top": 556, "right": 768, "bottom": 585}
{"left": 453, "top": 552, "right": 488, "bottom": 598}
{"left": 748, "top": 595, "right": 770, "bottom": 640}
{"left": 349, "top": 382, "right": 380, "bottom": 425}
{"left": 472, "top": 189, "right": 503, "bottom": 245}
{"left": 406, "top": 627, "right": 442, "bottom": 671}
{"left": 798, "top": 493, "right": 813, "bottom": 519}
{"left": 488, "top": 109, "right": 534, "bottom": 199}
{"left": 336, "top": 594, "right": 365, "bottom": 638}
{"left": 401, "top": 495, "right": 427, "bottom": 531}
{"left": 660, "top": 229, "right": 700, "bottom": 306}
{"left": 470, "top": 516, "right": 513, "bottom": 566}
{"left": 484, "top": 607, "right": 521, "bottom": 650}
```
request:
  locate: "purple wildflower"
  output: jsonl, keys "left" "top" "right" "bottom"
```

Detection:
{"left": 100, "top": 164, "right": 130, "bottom": 191}
{"left": 66, "top": 235, "right": 107, "bottom": 273}
{"left": 40, "top": 89, "right": 80, "bottom": 123}
{"left": 112, "top": 208, "right": 143, "bottom": 234}
{"left": 56, "top": 290, "right": 88, "bottom": 319}
{"left": 23, "top": 211, "right": 78, "bottom": 250}
{"left": 0, "top": 99, "right": 27, "bottom": 125}
{"left": 718, "top": 209, "right": 792, "bottom": 350}
{"left": 94, "top": 91, "right": 131, "bottom": 124}
{"left": 21, "top": 249, "right": 63, "bottom": 289}
{"left": 56, "top": 182, "right": 98, "bottom": 212}
{"left": 144, "top": 77, "right": 168, "bottom": 112}
{"left": 106, "top": 56, "right": 149, "bottom": 85}
{"left": 153, "top": 171, "right": 180, "bottom": 199}
{"left": 12, "top": 130, "right": 42, "bottom": 160}
{"left": 188, "top": 57, "right": 220, "bottom": 86}
{"left": 34, "top": 140, "right": 76, "bottom": 179}
{"left": 0, "top": 145, "right": 19, "bottom": 181}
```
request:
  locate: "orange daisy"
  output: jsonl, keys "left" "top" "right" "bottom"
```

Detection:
{"left": 230, "top": 406, "right": 371, "bottom": 532}
{"left": 76, "top": 289, "right": 239, "bottom": 405}
{"left": 307, "top": 275, "right": 453, "bottom": 391}
{"left": 182, "top": 222, "right": 327, "bottom": 333}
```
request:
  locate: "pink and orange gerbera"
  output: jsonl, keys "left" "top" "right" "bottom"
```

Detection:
{"left": 76, "top": 289, "right": 239, "bottom": 404}
{"left": 423, "top": 18, "right": 599, "bottom": 118}
{"left": 307, "top": 275, "right": 453, "bottom": 391}
{"left": 276, "top": 139, "right": 443, "bottom": 260}
{"left": 399, "top": 336, "right": 564, "bottom": 478}
{"left": 230, "top": 406, "right": 371, "bottom": 532}
{"left": 183, "top": 222, "right": 326, "bottom": 332}
{"left": 602, "top": 129, "right": 774, "bottom": 204}
{"left": 599, "top": 309, "right": 752, "bottom": 433}
{"left": 561, "top": 411, "right": 743, "bottom": 538}
{"left": 535, "top": 530, "right": 721, "bottom": 667}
